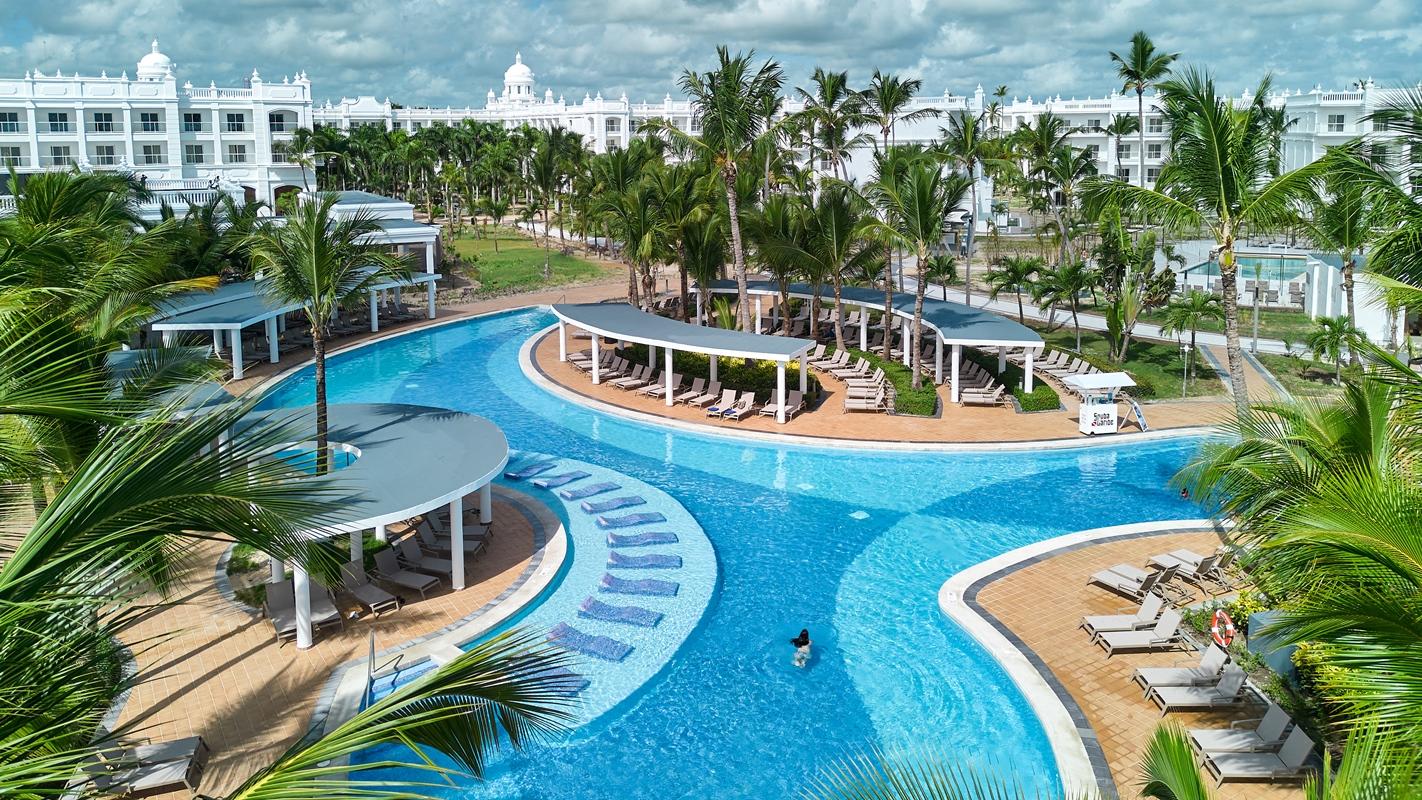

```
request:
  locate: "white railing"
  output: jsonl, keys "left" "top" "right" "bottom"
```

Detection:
{"left": 186, "top": 87, "right": 254, "bottom": 99}
{"left": 146, "top": 178, "right": 212, "bottom": 190}
{"left": 1320, "top": 92, "right": 1364, "bottom": 102}
{"left": 149, "top": 188, "right": 223, "bottom": 206}
{"left": 0, "top": 195, "right": 16, "bottom": 216}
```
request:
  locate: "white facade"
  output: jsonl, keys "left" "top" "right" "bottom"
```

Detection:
{"left": 0, "top": 40, "right": 314, "bottom": 206}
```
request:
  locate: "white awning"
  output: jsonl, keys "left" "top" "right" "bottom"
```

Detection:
{"left": 1062, "top": 372, "right": 1136, "bottom": 392}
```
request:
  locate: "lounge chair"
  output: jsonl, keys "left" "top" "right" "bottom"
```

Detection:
{"left": 612, "top": 366, "right": 654, "bottom": 390}
{"left": 417, "top": 524, "right": 486, "bottom": 558}
{"left": 1093, "top": 563, "right": 1192, "bottom": 605}
{"left": 637, "top": 373, "right": 678, "bottom": 397}
{"left": 1147, "top": 664, "right": 1250, "bottom": 715}
{"left": 844, "top": 389, "right": 887, "bottom": 412}
{"left": 812, "top": 350, "right": 849, "bottom": 372}
{"left": 373, "top": 548, "right": 440, "bottom": 598}
{"left": 832, "top": 358, "right": 870, "bottom": 380}
{"left": 547, "top": 622, "right": 633, "bottom": 662}
{"left": 1088, "top": 564, "right": 1168, "bottom": 603}
{"left": 704, "top": 388, "right": 737, "bottom": 416}
{"left": 758, "top": 390, "right": 804, "bottom": 420}
{"left": 721, "top": 392, "right": 757, "bottom": 421}
{"left": 1189, "top": 702, "right": 1291, "bottom": 754}
{"left": 263, "top": 578, "right": 343, "bottom": 642}
{"left": 845, "top": 367, "right": 886, "bottom": 389}
{"left": 1153, "top": 547, "right": 1240, "bottom": 591}
{"left": 339, "top": 562, "right": 400, "bottom": 615}
{"left": 1132, "top": 644, "right": 1230, "bottom": 694}
{"left": 802, "top": 343, "right": 827, "bottom": 363}
{"left": 78, "top": 749, "right": 207, "bottom": 797}
{"left": 1094, "top": 608, "right": 1185, "bottom": 656}
{"left": 1201, "top": 726, "right": 1315, "bottom": 786}
{"left": 961, "top": 385, "right": 1006, "bottom": 406}
{"left": 674, "top": 377, "right": 706, "bottom": 404}
{"left": 688, "top": 381, "right": 723, "bottom": 408}
{"left": 398, "top": 537, "right": 454, "bottom": 576}
{"left": 1080, "top": 593, "right": 1165, "bottom": 637}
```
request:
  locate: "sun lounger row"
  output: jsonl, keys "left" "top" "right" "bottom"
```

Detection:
{"left": 568, "top": 354, "right": 808, "bottom": 422}
{"left": 74, "top": 736, "right": 212, "bottom": 797}
{"left": 1089, "top": 547, "right": 1242, "bottom": 607}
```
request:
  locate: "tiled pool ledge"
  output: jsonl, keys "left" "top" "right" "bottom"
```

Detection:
{"left": 520, "top": 322, "right": 1216, "bottom": 453}
{"left": 937, "top": 518, "right": 1225, "bottom": 799}
{"left": 312, "top": 483, "right": 568, "bottom": 738}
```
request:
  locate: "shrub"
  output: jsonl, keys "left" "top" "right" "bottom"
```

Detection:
{"left": 961, "top": 348, "right": 1062, "bottom": 412}
{"left": 852, "top": 348, "right": 937, "bottom": 416}
{"left": 618, "top": 344, "right": 823, "bottom": 403}
{"left": 228, "top": 544, "right": 264, "bottom": 575}
{"left": 234, "top": 584, "right": 267, "bottom": 608}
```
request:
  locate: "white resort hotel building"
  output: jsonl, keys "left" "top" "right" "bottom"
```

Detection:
{"left": 0, "top": 40, "right": 313, "bottom": 209}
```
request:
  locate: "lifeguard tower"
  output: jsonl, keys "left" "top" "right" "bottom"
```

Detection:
{"left": 1062, "top": 372, "right": 1147, "bottom": 435}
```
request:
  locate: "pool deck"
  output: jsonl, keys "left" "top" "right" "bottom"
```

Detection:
{"left": 109, "top": 486, "right": 557, "bottom": 798}
{"left": 969, "top": 526, "right": 1302, "bottom": 800}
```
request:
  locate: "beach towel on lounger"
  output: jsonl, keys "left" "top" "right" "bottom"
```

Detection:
{"left": 578, "top": 597, "right": 663, "bottom": 627}
{"left": 606, "top": 531, "right": 679, "bottom": 548}
{"left": 597, "top": 511, "right": 666, "bottom": 529}
{"left": 504, "top": 461, "right": 556, "bottom": 480}
{"left": 560, "top": 481, "right": 620, "bottom": 500}
{"left": 532, "top": 470, "right": 590, "bottom": 489}
{"left": 600, "top": 573, "right": 679, "bottom": 596}
{"left": 608, "top": 551, "right": 682, "bottom": 570}
{"left": 547, "top": 622, "right": 633, "bottom": 661}
{"left": 581, "top": 495, "right": 646, "bottom": 514}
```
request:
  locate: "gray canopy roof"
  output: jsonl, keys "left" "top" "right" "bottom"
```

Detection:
{"left": 150, "top": 272, "right": 440, "bottom": 331}
{"left": 701, "top": 280, "right": 1043, "bottom": 348}
{"left": 552, "top": 302, "right": 815, "bottom": 361}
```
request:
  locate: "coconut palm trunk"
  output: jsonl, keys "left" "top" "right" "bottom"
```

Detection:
{"left": 724, "top": 168, "right": 752, "bottom": 331}
{"left": 1219, "top": 244, "right": 1250, "bottom": 418}
{"left": 911, "top": 246, "right": 928, "bottom": 389}
{"left": 312, "top": 332, "right": 330, "bottom": 473}
{"left": 964, "top": 179, "right": 977, "bottom": 306}
{"left": 832, "top": 272, "right": 846, "bottom": 351}
{"left": 1343, "top": 253, "right": 1359, "bottom": 366}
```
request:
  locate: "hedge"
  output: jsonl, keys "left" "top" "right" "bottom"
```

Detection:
{"left": 1050, "top": 347, "right": 1157, "bottom": 399}
{"left": 848, "top": 348, "right": 938, "bottom": 416}
{"left": 962, "top": 349, "right": 1063, "bottom": 412}
{"left": 616, "top": 344, "right": 823, "bottom": 402}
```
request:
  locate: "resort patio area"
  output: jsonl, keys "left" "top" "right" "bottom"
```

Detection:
{"left": 976, "top": 530, "right": 1303, "bottom": 800}
{"left": 109, "top": 486, "right": 556, "bottom": 798}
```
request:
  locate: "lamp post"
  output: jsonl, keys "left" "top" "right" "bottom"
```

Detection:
{"left": 1178, "top": 337, "right": 1192, "bottom": 400}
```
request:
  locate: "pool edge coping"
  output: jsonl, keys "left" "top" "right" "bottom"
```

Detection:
{"left": 937, "top": 518, "right": 1225, "bottom": 799}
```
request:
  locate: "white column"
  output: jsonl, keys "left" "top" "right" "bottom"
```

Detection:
{"left": 998, "top": 346, "right": 1007, "bottom": 373}
{"left": 350, "top": 529, "right": 363, "bottom": 563}
{"left": 648, "top": 344, "right": 657, "bottom": 368}
{"left": 374, "top": 523, "right": 387, "bottom": 543}
{"left": 269, "top": 556, "right": 285, "bottom": 582}
{"left": 479, "top": 483, "right": 493, "bottom": 525}
{"left": 266, "top": 318, "right": 279, "bottom": 364}
{"left": 558, "top": 322, "right": 567, "bottom": 361}
{"left": 664, "top": 347, "right": 675, "bottom": 406}
{"left": 278, "top": 315, "right": 286, "bottom": 333}
{"left": 950, "top": 344, "right": 961, "bottom": 404}
{"left": 424, "top": 243, "right": 435, "bottom": 273}
{"left": 754, "top": 297, "right": 762, "bottom": 333}
{"left": 592, "top": 337, "right": 602, "bottom": 384}
{"left": 860, "top": 313, "right": 868, "bottom": 351}
{"left": 450, "top": 497, "right": 465, "bottom": 590}
{"left": 426, "top": 282, "right": 436, "bottom": 319}
{"left": 212, "top": 329, "right": 224, "bottom": 356}
{"left": 1025, "top": 349, "right": 1035, "bottom": 392}
{"left": 369, "top": 290, "right": 379, "bottom": 332}
{"left": 231, "top": 331, "right": 245, "bottom": 380}
{"left": 709, "top": 354, "right": 718, "bottom": 383}
{"left": 935, "top": 335, "right": 944, "bottom": 384}
{"left": 162, "top": 331, "right": 174, "bottom": 347}
{"left": 292, "top": 564, "right": 313, "bottom": 649}
{"left": 776, "top": 361, "right": 787, "bottom": 424}
{"left": 902, "top": 320, "right": 912, "bottom": 367}
{"left": 799, "top": 355, "right": 808, "bottom": 393}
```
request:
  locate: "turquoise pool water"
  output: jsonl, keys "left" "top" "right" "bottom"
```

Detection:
{"left": 1183, "top": 256, "right": 1309, "bottom": 282}
{"left": 257, "top": 308, "right": 1202, "bottom": 799}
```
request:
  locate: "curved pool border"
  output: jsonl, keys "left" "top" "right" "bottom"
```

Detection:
{"left": 937, "top": 518, "right": 1225, "bottom": 798}
{"left": 519, "top": 322, "right": 1216, "bottom": 453}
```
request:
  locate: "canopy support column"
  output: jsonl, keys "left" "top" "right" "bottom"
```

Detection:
{"left": 776, "top": 361, "right": 787, "bottom": 424}
{"left": 902, "top": 321, "right": 911, "bottom": 367}
{"left": 426, "top": 281, "right": 436, "bottom": 319}
{"left": 951, "top": 344, "right": 961, "bottom": 404}
{"left": 350, "top": 529, "right": 363, "bottom": 564}
{"left": 935, "top": 335, "right": 944, "bottom": 385}
{"left": 557, "top": 321, "right": 567, "bottom": 361}
{"left": 374, "top": 523, "right": 387, "bottom": 543}
{"left": 369, "top": 290, "right": 379, "bottom": 332}
{"left": 709, "top": 354, "right": 718, "bottom": 383}
{"left": 1025, "top": 349, "right": 1035, "bottom": 392}
{"left": 266, "top": 318, "right": 279, "bottom": 364}
{"left": 450, "top": 497, "right": 465, "bottom": 591}
{"left": 591, "top": 337, "right": 602, "bottom": 384}
{"left": 293, "top": 564, "right": 313, "bottom": 649}
{"left": 231, "top": 330, "right": 244, "bottom": 380}
{"left": 799, "top": 355, "right": 807, "bottom": 393}
{"left": 664, "top": 347, "right": 675, "bottom": 406}
{"left": 424, "top": 243, "right": 435, "bottom": 274}
{"left": 860, "top": 314, "right": 868, "bottom": 351}
{"left": 212, "top": 330, "right": 224, "bottom": 356}
{"left": 754, "top": 297, "right": 762, "bottom": 333}
{"left": 998, "top": 346, "right": 1007, "bottom": 373}
{"left": 648, "top": 345, "right": 657, "bottom": 368}
{"left": 162, "top": 331, "right": 174, "bottom": 346}
{"left": 479, "top": 483, "right": 493, "bottom": 525}
{"left": 269, "top": 556, "right": 285, "bottom": 582}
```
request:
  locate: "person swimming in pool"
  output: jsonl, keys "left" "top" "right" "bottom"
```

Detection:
{"left": 790, "top": 628, "right": 811, "bottom": 668}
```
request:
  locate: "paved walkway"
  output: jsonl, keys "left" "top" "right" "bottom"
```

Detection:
{"left": 113, "top": 488, "right": 553, "bottom": 797}
{"left": 977, "top": 531, "right": 1301, "bottom": 800}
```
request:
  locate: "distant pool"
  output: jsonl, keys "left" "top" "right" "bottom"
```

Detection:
{"left": 257, "top": 308, "right": 1202, "bottom": 798}
{"left": 1183, "top": 255, "right": 1309, "bottom": 282}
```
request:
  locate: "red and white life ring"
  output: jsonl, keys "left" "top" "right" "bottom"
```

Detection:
{"left": 1211, "top": 609, "right": 1236, "bottom": 648}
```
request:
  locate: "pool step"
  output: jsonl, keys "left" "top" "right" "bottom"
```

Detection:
{"left": 427, "top": 642, "right": 465, "bottom": 667}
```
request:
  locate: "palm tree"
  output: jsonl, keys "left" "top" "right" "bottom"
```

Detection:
{"left": 794, "top": 68, "right": 871, "bottom": 181}
{"left": 940, "top": 111, "right": 988, "bottom": 305}
{"left": 1302, "top": 169, "right": 1370, "bottom": 366}
{"left": 1158, "top": 290, "right": 1223, "bottom": 391}
{"left": 1104, "top": 114, "right": 1140, "bottom": 178}
{"left": 248, "top": 194, "right": 410, "bottom": 473}
{"left": 681, "top": 216, "right": 726, "bottom": 325}
{"left": 922, "top": 253, "right": 957, "bottom": 301}
{"left": 1034, "top": 259, "right": 1098, "bottom": 351}
{"left": 862, "top": 162, "right": 973, "bottom": 389}
{"left": 1306, "top": 315, "right": 1365, "bottom": 381}
{"left": 1081, "top": 68, "right": 1322, "bottom": 418}
{"left": 483, "top": 195, "right": 511, "bottom": 252}
{"left": 986, "top": 255, "right": 1040, "bottom": 323}
{"left": 648, "top": 47, "right": 784, "bottom": 331}
{"left": 1108, "top": 31, "right": 1179, "bottom": 187}
{"left": 746, "top": 193, "right": 809, "bottom": 334}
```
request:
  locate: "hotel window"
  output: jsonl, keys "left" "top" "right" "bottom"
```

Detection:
{"left": 183, "top": 144, "right": 205, "bottom": 164}
{"left": 90, "top": 112, "right": 115, "bottom": 133}
{"left": 0, "top": 146, "right": 21, "bottom": 166}
{"left": 268, "top": 112, "right": 289, "bottom": 132}
{"left": 1147, "top": 117, "right": 1164, "bottom": 133}
{"left": 46, "top": 145, "right": 72, "bottom": 166}
{"left": 1085, "top": 144, "right": 1100, "bottom": 159}
{"left": 226, "top": 144, "right": 248, "bottom": 163}
{"left": 1116, "top": 166, "right": 1131, "bottom": 180}
{"left": 605, "top": 117, "right": 621, "bottom": 134}
{"left": 141, "top": 144, "right": 164, "bottom": 165}
{"left": 1373, "top": 118, "right": 1390, "bottom": 132}
{"left": 1147, "top": 167, "right": 1161, "bottom": 183}
{"left": 47, "top": 112, "right": 71, "bottom": 133}
{"left": 92, "top": 145, "right": 116, "bottom": 166}
{"left": 140, "top": 112, "right": 163, "bottom": 132}
{"left": 182, "top": 113, "right": 204, "bottom": 133}
{"left": 225, "top": 113, "right": 246, "bottom": 132}
{"left": 1087, "top": 118, "right": 1101, "bottom": 130}
{"left": 1116, "top": 142, "right": 1131, "bottom": 159}
{"left": 0, "top": 112, "right": 19, "bottom": 133}
{"left": 1147, "top": 143, "right": 1163, "bottom": 159}
{"left": 1327, "top": 114, "right": 1346, "bottom": 132}
{"left": 1373, "top": 144, "right": 1389, "bottom": 165}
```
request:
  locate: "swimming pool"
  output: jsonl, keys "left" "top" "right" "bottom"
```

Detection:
{"left": 258, "top": 308, "right": 1202, "bottom": 799}
{"left": 1182, "top": 255, "right": 1309, "bottom": 283}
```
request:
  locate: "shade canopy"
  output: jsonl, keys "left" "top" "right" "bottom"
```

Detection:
{"left": 699, "top": 280, "right": 1043, "bottom": 349}
{"left": 150, "top": 272, "right": 440, "bottom": 332}
{"left": 552, "top": 302, "right": 816, "bottom": 361}
{"left": 1062, "top": 372, "right": 1136, "bottom": 392}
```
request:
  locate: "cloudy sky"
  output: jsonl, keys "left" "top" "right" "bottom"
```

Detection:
{"left": 2, "top": 0, "right": 1418, "bottom": 108}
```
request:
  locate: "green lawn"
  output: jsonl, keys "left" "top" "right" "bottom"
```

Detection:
{"left": 448, "top": 227, "right": 619, "bottom": 295}
{"left": 1254, "top": 352, "right": 1353, "bottom": 401}
{"left": 1076, "top": 297, "right": 1318, "bottom": 345}
{"left": 1027, "top": 321, "right": 1226, "bottom": 400}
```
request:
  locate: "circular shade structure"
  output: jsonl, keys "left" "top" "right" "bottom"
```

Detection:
{"left": 237, "top": 402, "right": 509, "bottom": 537}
